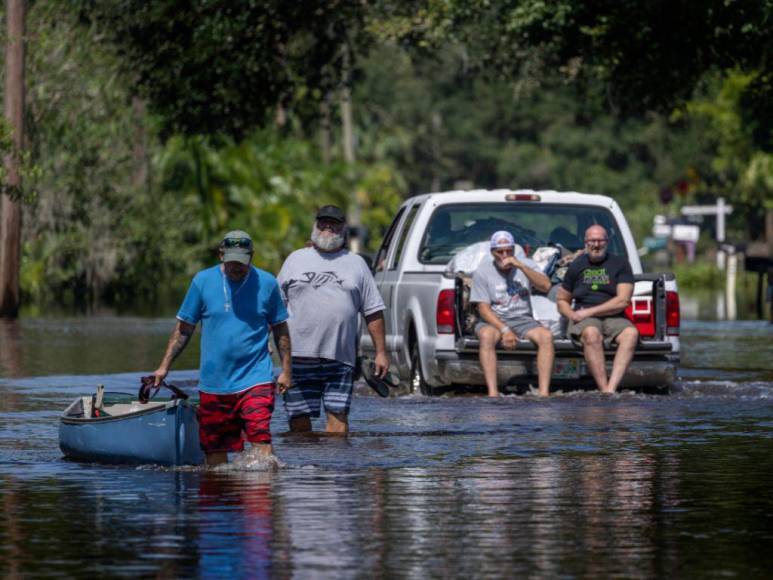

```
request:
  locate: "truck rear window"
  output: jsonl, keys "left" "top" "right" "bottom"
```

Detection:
{"left": 419, "top": 203, "right": 628, "bottom": 264}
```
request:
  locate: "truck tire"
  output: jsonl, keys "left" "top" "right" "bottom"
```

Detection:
{"left": 410, "top": 342, "right": 435, "bottom": 396}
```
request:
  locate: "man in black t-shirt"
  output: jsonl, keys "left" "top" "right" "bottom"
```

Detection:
{"left": 556, "top": 225, "right": 639, "bottom": 393}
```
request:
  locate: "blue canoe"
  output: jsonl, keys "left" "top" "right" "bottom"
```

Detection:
{"left": 59, "top": 392, "right": 204, "bottom": 466}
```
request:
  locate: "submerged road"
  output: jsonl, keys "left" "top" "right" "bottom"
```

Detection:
{"left": 0, "top": 317, "right": 772, "bottom": 578}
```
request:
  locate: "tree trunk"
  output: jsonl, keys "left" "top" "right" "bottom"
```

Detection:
{"left": 0, "top": 0, "right": 25, "bottom": 319}
{"left": 131, "top": 96, "right": 149, "bottom": 189}
{"left": 339, "top": 44, "right": 362, "bottom": 253}
{"left": 767, "top": 209, "right": 773, "bottom": 323}
{"left": 319, "top": 94, "right": 331, "bottom": 164}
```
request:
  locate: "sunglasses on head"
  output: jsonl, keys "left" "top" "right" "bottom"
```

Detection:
{"left": 223, "top": 238, "right": 252, "bottom": 249}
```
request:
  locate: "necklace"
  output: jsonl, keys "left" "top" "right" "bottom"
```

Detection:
{"left": 222, "top": 268, "right": 250, "bottom": 312}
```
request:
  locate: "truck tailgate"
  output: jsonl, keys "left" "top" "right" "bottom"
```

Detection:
{"left": 456, "top": 336, "right": 673, "bottom": 356}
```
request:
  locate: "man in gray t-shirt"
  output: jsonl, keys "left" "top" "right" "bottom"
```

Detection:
{"left": 277, "top": 205, "right": 389, "bottom": 434}
{"left": 470, "top": 231, "right": 555, "bottom": 397}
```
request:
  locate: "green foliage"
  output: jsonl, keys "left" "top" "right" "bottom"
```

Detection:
{"left": 671, "top": 259, "right": 762, "bottom": 294}
{"left": 353, "top": 43, "right": 710, "bottom": 242}
{"left": 0, "top": 115, "right": 41, "bottom": 202}
{"left": 21, "top": 2, "right": 197, "bottom": 307}
{"left": 671, "top": 260, "right": 727, "bottom": 290}
{"left": 76, "top": 0, "right": 369, "bottom": 139}
{"left": 686, "top": 72, "right": 773, "bottom": 211}
{"left": 15, "top": 1, "right": 407, "bottom": 310}
{"left": 158, "top": 130, "right": 405, "bottom": 274}
{"left": 8, "top": 0, "right": 772, "bottom": 313}
{"left": 434, "top": 0, "right": 773, "bottom": 117}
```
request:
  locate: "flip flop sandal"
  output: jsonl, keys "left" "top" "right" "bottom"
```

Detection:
{"left": 361, "top": 361, "right": 399, "bottom": 398}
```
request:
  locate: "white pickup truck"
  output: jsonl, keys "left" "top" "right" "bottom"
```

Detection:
{"left": 359, "top": 189, "right": 680, "bottom": 394}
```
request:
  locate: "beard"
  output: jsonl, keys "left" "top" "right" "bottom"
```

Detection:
{"left": 311, "top": 224, "right": 345, "bottom": 252}
{"left": 587, "top": 248, "right": 607, "bottom": 263}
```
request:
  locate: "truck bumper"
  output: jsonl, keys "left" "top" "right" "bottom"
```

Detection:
{"left": 435, "top": 351, "right": 678, "bottom": 389}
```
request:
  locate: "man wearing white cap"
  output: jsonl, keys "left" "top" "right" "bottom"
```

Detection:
{"left": 470, "top": 230, "right": 555, "bottom": 397}
{"left": 152, "top": 230, "right": 292, "bottom": 466}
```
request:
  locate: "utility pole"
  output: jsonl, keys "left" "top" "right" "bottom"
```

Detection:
{"left": 339, "top": 43, "right": 361, "bottom": 253}
{"left": 0, "top": 0, "right": 26, "bottom": 318}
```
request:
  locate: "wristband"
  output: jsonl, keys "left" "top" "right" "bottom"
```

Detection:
{"left": 500, "top": 326, "right": 512, "bottom": 334}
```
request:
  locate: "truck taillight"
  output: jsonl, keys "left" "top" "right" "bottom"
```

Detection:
{"left": 666, "top": 291, "right": 680, "bottom": 336}
{"left": 436, "top": 289, "right": 456, "bottom": 334}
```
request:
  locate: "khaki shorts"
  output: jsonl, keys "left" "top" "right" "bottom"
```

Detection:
{"left": 567, "top": 315, "right": 635, "bottom": 347}
{"left": 475, "top": 316, "right": 541, "bottom": 339}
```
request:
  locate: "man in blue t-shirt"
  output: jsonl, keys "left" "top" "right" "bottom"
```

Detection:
{"left": 556, "top": 225, "right": 639, "bottom": 393}
{"left": 152, "top": 230, "right": 291, "bottom": 466}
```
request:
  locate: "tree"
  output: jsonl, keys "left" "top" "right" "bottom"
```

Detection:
{"left": 76, "top": 0, "right": 369, "bottom": 140}
{"left": 429, "top": 0, "right": 773, "bottom": 119}
{"left": 682, "top": 72, "right": 773, "bottom": 237}
{"left": 396, "top": 0, "right": 772, "bottom": 238}
{"left": 157, "top": 130, "right": 404, "bottom": 273}
{"left": 0, "top": 0, "right": 25, "bottom": 318}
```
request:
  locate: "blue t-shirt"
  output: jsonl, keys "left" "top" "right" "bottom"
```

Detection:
{"left": 176, "top": 265, "right": 288, "bottom": 394}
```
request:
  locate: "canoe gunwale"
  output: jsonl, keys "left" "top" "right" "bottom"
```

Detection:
{"left": 60, "top": 398, "right": 190, "bottom": 425}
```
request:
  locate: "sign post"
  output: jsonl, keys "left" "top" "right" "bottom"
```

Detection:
{"left": 681, "top": 197, "right": 734, "bottom": 269}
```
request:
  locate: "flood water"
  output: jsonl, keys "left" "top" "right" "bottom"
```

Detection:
{"left": 1, "top": 306, "right": 772, "bottom": 578}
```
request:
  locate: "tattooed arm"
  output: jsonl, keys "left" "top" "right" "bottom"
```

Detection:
{"left": 271, "top": 321, "right": 292, "bottom": 393}
{"left": 152, "top": 320, "right": 196, "bottom": 386}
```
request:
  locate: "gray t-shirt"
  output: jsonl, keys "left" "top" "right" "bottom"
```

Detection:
{"left": 277, "top": 247, "right": 385, "bottom": 367}
{"left": 470, "top": 257, "right": 539, "bottom": 320}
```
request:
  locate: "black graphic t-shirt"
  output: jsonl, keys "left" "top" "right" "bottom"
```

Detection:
{"left": 561, "top": 253, "right": 634, "bottom": 309}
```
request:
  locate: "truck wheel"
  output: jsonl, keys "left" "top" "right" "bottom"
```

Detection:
{"left": 410, "top": 342, "right": 435, "bottom": 396}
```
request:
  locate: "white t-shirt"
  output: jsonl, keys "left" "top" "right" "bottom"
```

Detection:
{"left": 469, "top": 256, "right": 539, "bottom": 320}
{"left": 277, "top": 248, "right": 385, "bottom": 366}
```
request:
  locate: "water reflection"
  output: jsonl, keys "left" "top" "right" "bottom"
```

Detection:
{"left": 1, "top": 424, "right": 773, "bottom": 578}
{"left": 0, "top": 320, "right": 22, "bottom": 377}
{"left": 0, "top": 316, "right": 200, "bottom": 379}
{"left": 198, "top": 472, "right": 282, "bottom": 578}
{"left": 680, "top": 287, "right": 769, "bottom": 321}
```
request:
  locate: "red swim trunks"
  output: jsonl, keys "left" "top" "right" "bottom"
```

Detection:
{"left": 197, "top": 383, "right": 275, "bottom": 453}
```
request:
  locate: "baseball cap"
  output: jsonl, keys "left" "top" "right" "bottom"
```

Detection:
{"left": 221, "top": 230, "right": 253, "bottom": 264}
{"left": 490, "top": 230, "right": 515, "bottom": 249}
{"left": 316, "top": 205, "right": 346, "bottom": 223}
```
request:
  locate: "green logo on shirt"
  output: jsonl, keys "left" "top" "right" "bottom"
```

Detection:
{"left": 582, "top": 268, "right": 610, "bottom": 289}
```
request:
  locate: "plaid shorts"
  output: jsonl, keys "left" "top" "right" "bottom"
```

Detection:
{"left": 282, "top": 358, "right": 354, "bottom": 419}
{"left": 197, "top": 383, "right": 275, "bottom": 452}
